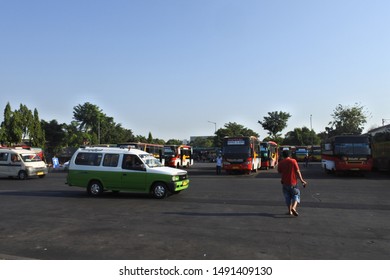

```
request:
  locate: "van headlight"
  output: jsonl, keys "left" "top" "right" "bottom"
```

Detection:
{"left": 172, "top": 175, "right": 180, "bottom": 182}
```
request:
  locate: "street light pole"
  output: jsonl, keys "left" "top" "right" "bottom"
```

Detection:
{"left": 310, "top": 114, "right": 313, "bottom": 145}
{"left": 208, "top": 121, "right": 216, "bottom": 133}
{"left": 310, "top": 114, "right": 312, "bottom": 131}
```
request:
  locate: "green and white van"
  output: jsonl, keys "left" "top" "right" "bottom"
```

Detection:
{"left": 66, "top": 146, "right": 190, "bottom": 198}
{"left": 0, "top": 148, "right": 48, "bottom": 179}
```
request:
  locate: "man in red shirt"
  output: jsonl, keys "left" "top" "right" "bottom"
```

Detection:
{"left": 277, "top": 149, "right": 307, "bottom": 216}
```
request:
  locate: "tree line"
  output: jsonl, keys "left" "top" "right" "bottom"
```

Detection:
{"left": 189, "top": 103, "right": 370, "bottom": 148}
{"left": 1, "top": 101, "right": 370, "bottom": 157}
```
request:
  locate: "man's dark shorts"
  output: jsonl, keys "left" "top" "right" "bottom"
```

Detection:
{"left": 282, "top": 184, "right": 301, "bottom": 205}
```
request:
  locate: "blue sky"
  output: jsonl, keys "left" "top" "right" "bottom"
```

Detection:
{"left": 1, "top": 0, "right": 389, "bottom": 141}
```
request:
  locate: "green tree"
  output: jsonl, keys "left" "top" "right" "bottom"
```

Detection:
{"left": 98, "top": 116, "right": 134, "bottom": 144}
{"left": 73, "top": 102, "right": 103, "bottom": 134}
{"left": 326, "top": 103, "right": 370, "bottom": 137}
{"left": 9, "top": 110, "right": 23, "bottom": 144}
{"left": 0, "top": 102, "right": 13, "bottom": 145}
{"left": 17, "top": 104, "right": 33, "bottom": 141}
{"left": 133, "top": 135, "right": 147, "bottom": 143}
{"left": 214, "top": 122, "right": 259, "bottom": 147}
{"left": 29, "top": 109, "right": 45, "bottom": 147}
{"left": 258, "top": 111, "right": 291, "bottom": 141}
{"left": 64, "top": 121, "right": 89, "bottom": 147}
{"left": 0, "top": 125, "right": 3, "bottom": 144}
{"left": 73, "top": 102, "right": 135, "bottom": 145}
{"left": 153, "top": 138, "right": 166, "bottom": 145}
{"left": 190, "top": 137, "right": 214, "bottom": 148}
{"left": 1, "top": 103, "right": 24, "bottom": 145}
{"left": 147, "top": 132, "right": 153, "bottom": 143}
{"left": 283, "top": 127, "right": 320, "bottom": 146}
{"left": 42, "top": 119, "right": 67, "bottom": 156}
{"left": 166, "top": 139, "right": 182, "bottom": 145}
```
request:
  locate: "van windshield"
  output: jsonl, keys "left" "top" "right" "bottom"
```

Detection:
{"left": 20, "top": 153, "right": 42, "bottom": 162}
{"left": 139, "top": 154, "right": 163, "bottom": 168}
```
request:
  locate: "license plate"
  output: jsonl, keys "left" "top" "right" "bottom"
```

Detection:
{"left": 37, "top": 171, "right": 44, "bottom": 175}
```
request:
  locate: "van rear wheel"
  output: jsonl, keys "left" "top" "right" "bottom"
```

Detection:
{"left": 87, "top": 181, "right": 104, "bottom": 196}
{"left": 151, "top": 182, "right": 168, "bottom": 199}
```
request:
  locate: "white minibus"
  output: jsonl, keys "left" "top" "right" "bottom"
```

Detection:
{"left": 66, "top": 146, "right": 190, "bottom": 198}
{"left": 0, "top": 148, "right": 48, "bottom": 179}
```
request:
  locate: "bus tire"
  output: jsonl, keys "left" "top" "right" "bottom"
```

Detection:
{"left": 151, "top": 182, "right": 168, "bottom": 199}
{"left": 87, "top": 180, "right": 104, "bottom": 196}
{"left": 18, "top": 170, "right": 27, "bottom": 180}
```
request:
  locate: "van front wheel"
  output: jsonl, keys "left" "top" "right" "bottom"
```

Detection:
{"left": 151, "top": 182, "right": 168, "bottom": 199}
{"left": 18, "top": 171, "right": 27, "bottom": 180}
{"left": 87, "top": 181, "right": 103, "bottom": 196}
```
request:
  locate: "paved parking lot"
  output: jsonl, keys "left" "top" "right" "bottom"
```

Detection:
{"left": 0, "top": 162, "right": 389, "bottom": 260}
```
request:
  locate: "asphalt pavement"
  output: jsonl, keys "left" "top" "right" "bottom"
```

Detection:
{"left": 0, "top": 162, "right": 389, "bottom": 260}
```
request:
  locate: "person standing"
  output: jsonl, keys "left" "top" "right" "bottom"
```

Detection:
{"left": 277, "top": 149, "right": 307, "bottom": 216}
{"left": 216, "top": 154, "right": 223, "bottom": 175}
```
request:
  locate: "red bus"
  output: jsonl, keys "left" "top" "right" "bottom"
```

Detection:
{"left": 260, "top": 141, "right": 278, "bottom": 169}
{"left": 321, "top": 135, "right": 373, "bottom": 173}
{"left": 164, "top": 145, "right": 193, "bottom": 168}
{"left": 222, "top": 136, "right": 261, "bottom": 174}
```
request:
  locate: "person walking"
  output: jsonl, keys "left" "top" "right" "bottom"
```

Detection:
{"left": 216, "top": 154, "right": 223, "bottom": 175}
{"left": 277, "top": 149, "right": 307, "bottom": 216}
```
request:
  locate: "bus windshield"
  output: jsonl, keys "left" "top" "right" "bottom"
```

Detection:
{"left": 334, "top": 143, "right": 371, "bottom": 156}
{"left": 223, "top": 138, "right": 251, "bottom": 157}
{"left": 223, "top": 145, "right": 251, "bottom": 158}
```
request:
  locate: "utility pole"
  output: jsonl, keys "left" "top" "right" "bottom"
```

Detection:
{"left": 208, "top": 121, "right": 216, "bottom": 133}
{"left": 310, "top": 114, "right": 312, "bottom": 130}
{"left": 310, "top": 114, "right": 313, "bottom": 145}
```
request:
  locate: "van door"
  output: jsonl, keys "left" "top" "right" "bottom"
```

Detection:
{"left": 0, "top": 152, "right": 10, "bottom": 177}
{"left": 9, "top": 153, "right": 23, "bottom": 177}
{"left": 121, "top": 154, "right": 147, "bottom": 191}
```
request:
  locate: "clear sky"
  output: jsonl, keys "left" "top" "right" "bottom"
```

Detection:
{"left": 1, "top": 0, "right": 389, "bottom": 141}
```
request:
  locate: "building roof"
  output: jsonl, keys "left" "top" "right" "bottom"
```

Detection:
{"left": 368, "top": 124, "right": 390, "bottom": 136}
